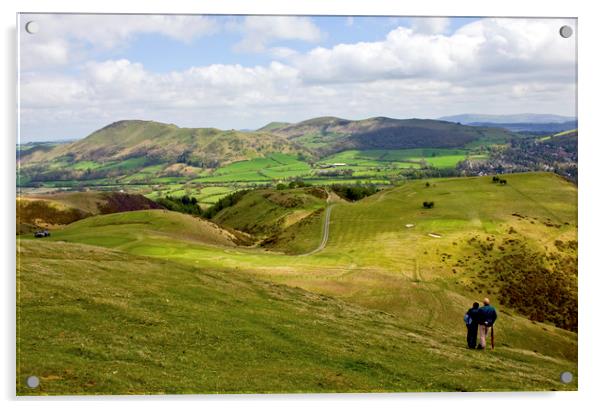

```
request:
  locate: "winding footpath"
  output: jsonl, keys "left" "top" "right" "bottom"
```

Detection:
{"left": 300, "top": 191, "right": 333, "bottom": 256}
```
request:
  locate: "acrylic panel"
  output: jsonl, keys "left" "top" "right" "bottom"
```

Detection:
{"left": 16, "top": 13, "right": 577, "bottom": 395}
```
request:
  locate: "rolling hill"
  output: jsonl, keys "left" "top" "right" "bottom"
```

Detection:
{"left": 21, "top": 117, "right": 515, "bottom": 172}
{"left": 44, "top": 209, "right": 243, "bottom": 249}
{"left": 17, "top": 172, "right": 578, "bottom": 393}
{"left": 20, "top": 120, "right": 311, "bottom": 168}
{"left": 17, "top": 191, "right": 162, "bottom": 234}
{"left": 211, "top": 187, "right": 327, "bottom": 239}
{"left": 259, "top": 116, "right": 516, "bottom": 155}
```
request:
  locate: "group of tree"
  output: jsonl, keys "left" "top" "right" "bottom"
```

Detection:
{"left": 331, "top": 184, "right": 379, "bottom": 201}
{"left": 316, "top": 169, "right": 354, "bottom": 177}
{"left": 202, "top": 189, "right": 250, "bottom": 219}
{"left": 492, "top": 176, "right": 508, "bottom": 185}
{"left": 422, "top": 201, "right": 435, "bottom": 209}
{"left": 277, "top": 179, "right": 311, "bottom": 190}
{"left": 155, "top": 195, "right": 203, "bottom": 216}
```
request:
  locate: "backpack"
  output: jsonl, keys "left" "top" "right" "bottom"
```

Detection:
{"left": 464, "top": 313, "right": 472, "bottom": 326}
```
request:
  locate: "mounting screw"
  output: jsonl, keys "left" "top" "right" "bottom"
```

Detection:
{"left": 559, "top": 25, "right": 573, "bottom": 38}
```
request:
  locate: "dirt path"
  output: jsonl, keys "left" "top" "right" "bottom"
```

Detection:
{"left": 300, "top": 190, "right": 334, "bottom": 256}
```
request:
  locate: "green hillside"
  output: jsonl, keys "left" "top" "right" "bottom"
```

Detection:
{"left": 19, "top": 120, "right": 311, "bottom": 180}
{"left": 264, "top": 116, "right": 516, "bottom": 154}
{"left": 17, "top": 172, "right": 578, "bottom": 393}
{"left": 18, "top": 239, "right": 576, "bottom": 394}
{"left": 17, "top": 192, "right": 162, "bottom": 234}
{"left": 45, "top": 209, "right": 242, "bottom": 248}
{"left": 211, "top": 187, "right": 327, "bottom": 240}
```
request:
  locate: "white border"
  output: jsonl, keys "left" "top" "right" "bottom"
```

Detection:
{"left": 3, "top": 1, "right": 599, "bottom": 408}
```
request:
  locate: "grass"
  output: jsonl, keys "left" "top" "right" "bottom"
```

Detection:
{"left": 17, "top": 172, "right": 578, "bottom": 393}
{"left": 195, "top": 154, "right": 312, "bottom": 183}
{"left": 318, "top": 148, "right": 486, "bottom": 171}
{"left": 45, "top": 210, "right": 240, "bottom": 248}
{"left": 17, "top": 240, "right": 577, "bottom": 394}
{"left": 212, "top": 188, "right": 327, "bottom": 239}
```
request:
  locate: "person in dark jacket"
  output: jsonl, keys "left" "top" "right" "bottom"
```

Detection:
{"left": 477, "top": 297, "right": 497, "bottom": 349}
{"left": 464, "top": 302, "right": 480, "bottom": 349}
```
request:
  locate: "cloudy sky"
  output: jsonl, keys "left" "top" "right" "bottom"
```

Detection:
{"left": 18, "top": 14, "right": 577, "bottom": 142}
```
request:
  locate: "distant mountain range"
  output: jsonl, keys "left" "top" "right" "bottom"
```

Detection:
{"left": 439, "top": 113, "right": 576, "bottom": 124}
{"left": 465, "top": 120, "right": 577, "bottom": 134}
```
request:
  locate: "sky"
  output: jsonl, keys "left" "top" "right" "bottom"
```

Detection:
{"left": 18, "top": 14, "right": 577, "bottom": 142}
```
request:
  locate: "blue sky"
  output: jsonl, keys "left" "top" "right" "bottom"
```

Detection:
{"left": 39, "top": 16, "right": 480, "bottom": 75}
{"left": 19, "top": 15, "right": 576, "bottom": 142}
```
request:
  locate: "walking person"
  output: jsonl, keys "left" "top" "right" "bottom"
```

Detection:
{"left": 477, "top": 298, "right": 497, "bottom": 350}
{"left": 464, "top": 302, "right": 480, "bottom": 349}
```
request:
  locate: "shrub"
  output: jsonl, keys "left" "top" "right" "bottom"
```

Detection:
{"left": 480, "top": 245, "right": 577, "bottom": 331}
{"left": 422, "top": 201, "right": 435, "bottom": 209}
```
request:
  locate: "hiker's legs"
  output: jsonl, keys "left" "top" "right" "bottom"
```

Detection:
{"left": 478, "top": 325, "right": 489, "bottom": 348}
{"left": 467, "top": 325, "right": 478, "bottom": 349}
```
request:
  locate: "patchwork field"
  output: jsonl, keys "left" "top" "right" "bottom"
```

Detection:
{"left": 19, "top": 147, "right": 489, "bottom": 197}
{"left": 17, "top": 172, "right": 578, "bottom": 394}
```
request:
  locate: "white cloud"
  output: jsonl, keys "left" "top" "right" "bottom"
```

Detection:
{"left": 290, "top": 18, "right": 575, "bottom": 86}
{"left": 19, "top": 14, "right": 219, "bottom": 69}
{"left": 233, "top": 16, "right": 322, "bottom": 53}
{"left": 268, "top": 46, "right": 299, "bottom": 59}
{"left": 410, "top": 17, "right": 450, "bottom": 34}
{"left": 19, "top": 17, "right": 577, "bottom": 141}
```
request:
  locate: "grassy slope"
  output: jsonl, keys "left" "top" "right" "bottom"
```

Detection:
{"left": 267, "top": 117, "right": 516, "bottom": 154}
{"left": 22, "top": 192, "right": 113, "bottom": 214}
{"left": 17, "top": 192, "right": 162, "bottom": 232}
{"left": 17, "top": 172, "right": 578, "bottom": 393}
{"left": 47, "top": 210, "right": 240, "bottom": 249}
{"left": 40, "top": 173, "right": 577, "bottom": 360}
{"left": 17, "top": 240, "right": 576, "bottom": 395}
{"left": 212, "top": 188, "right": 327, "bottom": 240}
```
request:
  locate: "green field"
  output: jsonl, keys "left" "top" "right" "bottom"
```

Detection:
{"left": 194, "top": 153, "right": 312, "bottom": 183}
{"left": 19, "top": 147, "right": 489, "bottom": 197}
{"left": 318, "top": 148, "right": 487, "bottom": 170}
{"left": 17, "top": 172, "right": 577, "bottom": 394}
